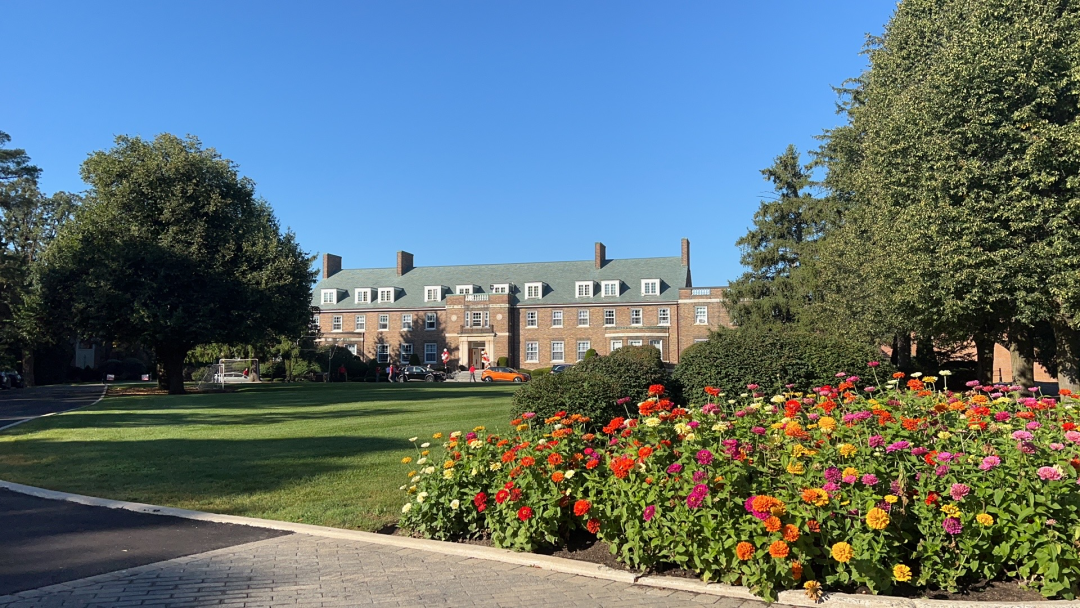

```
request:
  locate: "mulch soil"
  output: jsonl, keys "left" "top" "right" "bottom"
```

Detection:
{"left": 381, "top": 525, "right": 1049, "bottom": 602}
{"left": 106, "top": 385, "right": 235, "bottom": 397}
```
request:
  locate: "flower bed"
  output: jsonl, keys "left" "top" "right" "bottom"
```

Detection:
{"left": 397, "top": 368, "right": 1080, "bottom": 602}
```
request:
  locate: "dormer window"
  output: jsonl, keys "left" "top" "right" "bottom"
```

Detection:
{"left": 355, "top": 288, "right": 372, "bottom": 304}
{"left": 321, "top": 289, "right": 337, "bottom": 304}
{"left": 378, "top": 288, "right": 395, "bottom": 303}
{"left": 602, "top": 280, "right": 620, "bottom": 297}
{"left": 424, "top": 286, "right": 443, "bottom": 302}
{"left": 641, "top": 279, "right": 660, "bottom": 296}
{"left": 525, "top": 282, "right": 543, "bottom": 299}
{"left": 575, "top": 281, "right": 594, "bottom": 298}
{"left": 490, "top": 283, "right": 510, "bottom": 294}
{"left": 455, "top": 285, "right": 474, "bottom": 295}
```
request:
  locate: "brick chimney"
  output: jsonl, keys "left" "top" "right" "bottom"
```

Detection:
{"left": 594, "top": 242, "right": 606, "bottom": 269}
{"left": 681, "top": 238, "right": 690, "bottom": 267}
{"left": 322, "top": 253, "right": 342, "bottom": 279}
{"left": 397, "top": 251, "right": 414, "bottom": 276}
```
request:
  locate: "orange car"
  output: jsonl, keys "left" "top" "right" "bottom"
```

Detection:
{"left": 480, "top": 367, "right": 531, "bottom": 383}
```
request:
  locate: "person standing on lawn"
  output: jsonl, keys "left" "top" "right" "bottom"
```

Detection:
{"left": 469, "top": 364, "right": 476, "bottom": 382}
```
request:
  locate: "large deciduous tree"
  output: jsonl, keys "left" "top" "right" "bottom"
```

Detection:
{"left": 43, "top": 134, "right": 315, "bottom": 394}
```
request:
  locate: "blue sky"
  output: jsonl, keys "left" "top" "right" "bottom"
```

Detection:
{"left": 3, "top": 1, "right": 894, "bottom": 286}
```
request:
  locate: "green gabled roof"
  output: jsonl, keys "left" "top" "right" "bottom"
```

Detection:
{"left": 311, "top": 256, "right": 691, "bottom": 310}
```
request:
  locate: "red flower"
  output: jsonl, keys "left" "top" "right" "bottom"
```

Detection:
{"left": 473, "top": 492, "right": 487, "bottom": 509}
{"left": 637, "top": 446, "right": 653, "bottom": 460}
{"left": 547, "top": 453, "right": 564, "bottom": 466}
{"left": 520, "top": 456, "right": 536, "bottom": 467}
{"left": 925, "top": 492, "right": 939, "bottom": 506}
{"left": 648, "top": 384, "right": 665, "bottom": 396}
{"left": 704, "top": 386, "right": 721, "bottom": 397}
{"left": 517, "top": 506, "right": 534, "bottom": 521}
{"left": 495, "top": 489, "right": 510, "bottom": 504}
{"left": 610, "top": 455, "right": 635, "bottom": 479}
{"left": 585, "top": 458, "right": 599, "bottom": 470}
{"left": 586, "top": 518, "right": 601, "bottom": 534}
{"left": 510, "top": 488, "right": 522, "bottom": 502}
{"left": 573, "top": 500, "right": 591, "bottom": 517}
{"left": 1064, "top": 422, "right": 1076, "bottom": 431}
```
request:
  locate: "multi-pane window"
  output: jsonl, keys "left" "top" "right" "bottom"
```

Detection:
{"left": 551, "top": 341, "right": 565, "bottom": 362}
{"left": 695, "top": 306, "right": 708, "bottom": 325}
{"left": 576, "top": 282, "right": 593, "bottom": 298}
{"left": 355, "top": 315, "right": 365, "bottom": 331}
{"left": 628, "top": 339, "right": 643, "bottom": 346}
{"left": 378, "top": 288, "right": 394, "bottom": 303}
{"left": 470, "top": 311, "right": 485, "bottom": 327}
{"left": 577, "top": 340, "right": 591, "bottom": 361}
{"left": 641, "top": 279, "right": 659, "bottom": 296}
{"left": 630, "top": 308, "right": 643, "bottom": 325}
{"left": 525, "top": 283, "right": 542, "bottom": 299}
{"left": 355, "top": 288, "right": 371, "bottom": 304}
{"left": 400, "top": 343, "right": 413, "bottom": 364}
{"left": 331, "top": 315, "right": 342, "bottom": 331}
{"left": 610, "top": 339, "right": 623, "bottom": 351}
{"left": 378, "top": 314, "right": 389, "bottom": 331}
{"left": 658, "top": 308, "right": 670, "bottom": 326}
{"left": 424, "top": 343, "right": 438, "bottom": 363}
{"left": 650, "top": 339, "right": 663, "bottom": 360}
{"left": 525, "top": 311, "right": 538, "bottom": 328}
{"left": 425, "top": 312, "right": 437, "bottom": 330}
{"left": 604, "top": 309, "right": 616, "bottom": 326}
{"left": 456, "top": 285, "right": 473, "bottom": 295}
{"left": 552, "top": 310, "right": 563, "bottom": 327}
{"left": 525, "top": 341, "right": 539, "bottom": 363}
{"left": 376, "top": 344, "right": 389, "bottom": 363}
{"left": 578, "top": 310, "right": 589, "bottom": 326}
{"left": 401, "top": 314, "right": 413, "bottom": 331}
{"left": 602, "top": 281, "right": 619, "bottom": 297}
{"left": 425, "top": 286, "right": 441, "bottom": 302}
{"left": 491, "top": 284, "right": 509, "bottom": 294}
{"left": 321, "top": 290, "right": 335, "bottom": 304}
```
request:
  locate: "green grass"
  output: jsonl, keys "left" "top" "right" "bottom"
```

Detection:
{"left": 0, "top": 383, "right": 514, "bottom": 531}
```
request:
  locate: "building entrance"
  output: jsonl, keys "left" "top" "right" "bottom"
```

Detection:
{"left": 469, "top": 342, "right": 485, "bottom": 369}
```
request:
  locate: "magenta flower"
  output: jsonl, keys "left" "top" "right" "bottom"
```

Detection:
{"left": 734, "top": 410, "right": 747, "bottom": 418}
{"left": 823, "top": 481, "right": 840, "bottom": 492}
{"left": 1011, "top": 430, "right": 1033, "bottom": 441}
{"left": 824, "top": 467, "right": 841, "bottom": 483}
{"left": 847, "top": 376, "right": 861, "bottom": 383}
{"left": 701, "top": 403, "right": 719, "bottom": 415}
{"left": 868, "top": 435, "right": 885, "bottom": 448}
{"left": 695, "top": 449, "right": 714, "bottom": 466}
{"left": 643, "top": 505, "right": 656, "bottom": 522}
{"left": 979, "top": 456, "right": 1000, "bottom": 471}
{"left": 522, "top": 412, "right": 536, "bottom": 419}
{"left": 886, "top": 441, "right": 910, "bottom": 453}
{"left": 861, "top": 474, "right": 879, "bottom": 486}
{"left": 943, "top": 517, "right": 963, "bottom": 535}
{"left": 949, "top": 483, "right": 970, "bottom": 501}
{"left": 666, "top": 463, "right": 683, "bottom": 475}
{"left": 966, "top": 380, "right": 980, "bottom": 387}
{"left": 1018, "top": 441, "right": 1036, "bottom": 454}
{"left": 994, "top": 411, "right": 1011, "bottom": 422}
{"left": 692, "top": 470, "right": 707, "bottom": 482}
{"left": 868, "top": 361, "right": 880, "bottom": 368}
{"left": 934, "top": 465, "right": 949, "bottom": 477}
{"left": 911, "top": 446, "right": 929, "bottom": 457}
{"left": 688, "top": 420, "right": 700, "bottom": 429}
{"left": 616, "top": 397, "right": 631, "bottom": 405}
{"left": 1037, "top": 466, "right": 1064, "bottom": 481}
{"left": 1026, "top": 421, "right": 1042, "bottom": 431}
{"left": 751, "top": 426, "right": 766, "bottom": 435}
{"left": 807, "top": 413, "right": 820, "bottom": 420}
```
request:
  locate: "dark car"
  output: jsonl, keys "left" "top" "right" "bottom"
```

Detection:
{"left": 550, "top": 364, "right": 573, "bottom": 374}
{"left": 0, "top": 370, "right": 23, "bottom": 389}
{"left": 398, "top": 365, "right": 445, "bottom": 382}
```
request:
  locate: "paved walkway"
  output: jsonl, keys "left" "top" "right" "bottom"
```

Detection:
{"left": 0, "top": 385, "right": 106, "bottom": 430}
{"left": 0, "top": 534, "right": 771, "bottom": 608}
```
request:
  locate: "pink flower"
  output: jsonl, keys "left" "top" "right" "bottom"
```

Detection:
{"left": 1065, "top": 431, "right": 1080, "bottom": 443}
{"left": 822, "top": 481, "right": 840, "bottom": 492}
{"left": 994, "top": 411, "right": 1011, "bottom": 422}
{"left": 523, "top": 412, "right": 536, "bottom": 419}
{"left": 949, "top": 483, "right": 970, "bottom": 501}
{"left": 1050, "top": 443, "right": 1065, "bottom": 451}
{"left": 868, "top": 361, "right": 880, "bottom": 368}
{"left": 666, "top": 463, "right": 683, "bottom": 475}
{"left": 943, "top": 517, "right": 963, "bottom": 535}
{"left": 643, "top": 505, "right": 656, "bottom": 522}
{"left": 696, "top": 449, "right": 714, "bottom": 466}
{"left": 868, "top": 435, "right": 885, "bottom": 448}
{"left": 701, "top": 403, "right": 719, "bottom": 415}
{"left": 746, "top": 384, "right": 759, "bottom": 390}
{"left": 1011, "top": 430, "right": 1033, "bottom": 441}
{"left": 1037, "top": 466, "right": 1064, "bottom": 481}
{"left": 979, "top": 456, "right": 1000, "bottom": 471}
{"left": 1026, "top": 421, "right": 1042, "bottom": 431}
{"left": 751, "top": 426, "right": 766, "bottom": 435}
{"left": 842, "top": 475, "right": 857, "bottom": 484}
{"left": 861, "top": 474, "right": 879, "bottom": 486}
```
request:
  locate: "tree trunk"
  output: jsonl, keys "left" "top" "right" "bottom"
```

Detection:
{"left": 21, "top": 348, "right": 35, "bottom": 387}
{"left": 896, "top": 333, "right": 912, "bottom": 372}
{"left": 1008, "top": 332, "right": 1036, "bottom": 390}
{"left": 1053, "top": 322, "right": 1080, "bottom": 393}
{"left": 973, "top": 333, "right": 995, "bottom": 384}
{"left": 155, "top": 345, "right": 188, "bottom": 395}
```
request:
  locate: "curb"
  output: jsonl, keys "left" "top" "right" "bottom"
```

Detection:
{"left": 0, "top": 385, "right": 108, "bottom": 432}
{"left": 0, "top": 479, "right": 1074, "bottom": 608}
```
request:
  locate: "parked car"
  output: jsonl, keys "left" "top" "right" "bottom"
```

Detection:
{"left": 1, "top": 370, "right": 24, "bottom": 388}
{"left": 550, "top": 364, "right": 573, "bottom": 374}
{"left": 397, "top": 365, "right": 445, "bottom": 382}
{"left": 481, "top": 367, "right": 531, "bottom": 383}
{"left": 213, "top": 371, "right": 249, "bottom": 384}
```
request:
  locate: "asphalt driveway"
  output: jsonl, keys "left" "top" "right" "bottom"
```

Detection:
{"left": 0, "top": 385, "right": 106, "bottom": 430}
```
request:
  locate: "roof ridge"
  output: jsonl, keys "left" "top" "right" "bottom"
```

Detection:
{"left": 332, "top": 255, "right": 683, "bottom": 273}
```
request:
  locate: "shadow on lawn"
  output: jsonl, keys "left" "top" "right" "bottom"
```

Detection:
{"left": 44, "top": 407, "right": 421, "bottom": 429}
{"left": 0, "top": 435, "right": 407, "bottom": 503}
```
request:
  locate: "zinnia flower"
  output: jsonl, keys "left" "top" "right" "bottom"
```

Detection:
{"left": 979, "top": 456, "right": 1000, "bottom": 471}
{"left": 735, "top": 541, "right": 754, "bottom": 560}
{"left": 696, "top": 449, "right": 714, "bottom": 466}
{"left": 949, "top": 483, "right": 970, "bottom": 501}
{"left": 942, "top": 517, "right": 962, "bottom": 535}
{"left": 831, "top": 542, "right": 854, "bottom": 563}
{"left": 1038, "top": 466, "right": 1064, "bottom": 481}
{"left": 976, "top": 513, "right": 994, "bottom": 526}
{"left": 763, "top": 516, "right": 782, "bottom": 532}
{"left": 517, "top": 506, "right": 534, "bottom": 521}
{"left": 893, "top": 564, "right": 912, "bottom": 582}
{"left": 666, "top": 462, "right": 683, "bottom": 475}
{"left": 866, "top": 508, "right": 890, "bottom": 530}
{"left": 782, "top": 524, "right": 800, "bottom": 542}
{"left": 768, "top": 540, "right": 790, "bottom": 559}
{"left": 573, "top": 500, "right": 591, "bottom": 517}
{"left": 861, "top": 474, "right": 879, "bottom": 486}
{"left": 868, "top": 435, "right": 885, "bottom": 448}
{"left": 643, "top": 505, "right": 656, "bottom": 522}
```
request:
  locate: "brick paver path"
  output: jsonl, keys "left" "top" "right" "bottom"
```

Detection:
{"left": 0, "top": 535, "right": 778, "bottom": 608}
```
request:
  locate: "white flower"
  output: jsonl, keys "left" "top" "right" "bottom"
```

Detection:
{"left": 470, "top": 467, "right": 478, "bottom": 477}
{"left": 443, "top": 469, "right": 453, "bottom": 479}
{"left": 770, "top": 395, "right": 785, "bottom": 403}
{"left": 645, "top": 417, "right": 661, "bottom": 427}
{"left": 401, "top": 503, "right": 412, "bottom": 513}
{"left": 564, "top": 469, "right": 576, "bottom": 479}
{"left": 450, "top": 499, "right": 460, "bottom": 510}
{"left": 489, "top": 461, "right": 503, "bottom": 471}
{"left": 450, "top": 431, "right": 461, "bottom": 439}
{"left": 728, "top": 399, "right": 737, "bottom": 405}
{"left": 553, "top": 423, "right": 563, "bottom": 430}
{"left": 409, "top": 437, "right": 419, "bottom": 442}
{"left": 420, "top": 442, "right": 431, "bottom": 448}
{"left": 468, "top": 439, "right": 482, "bottom": 449}
{"left": 411, "top": 475, "right": 421, "bottom": 483}
{"left": 417, "top": 457, "right": 427, "bottom": 465}
{"left": 417, "top": 492, "right": 428, "bottom": 503}
{"left": 422, "top": 466, "right": 435, "bottom": 475}
{"left": 684, "top": 433, "right": 696, "bottom": 441}
{"left": 740, "top": 393, "right": 749, "bottom": 398}
{"left": 537, "top": 440, "right": 548, "bottom": 447}
{"left": 399, "top": 485, "right": 407, "bottom": 490}
{"left": 939, "top": 370, "right": 953, "bottom": 376}
{"left": 911, "top": 372, "right": 923, "bottom": 378}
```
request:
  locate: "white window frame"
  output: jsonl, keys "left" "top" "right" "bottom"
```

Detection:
{"left": 376, "top": 343, "right": 389, "bottom": 363}
{"left": 695, "top": 306, "right": 708, "bottom": 325}
{"left": 425, "top": 312, "right": 437, "bottom": 331}
{"left": 455, "top": 285, "right": 474, "bottom": 295}
{"left": 630, "top": 308, "right": 643, "bottom": 326}
{"left": 354, "top": 288, "right": 372, "bottom": 304}
{"left": 524, "top": 341, "right": 539, "bottom": 363}
{"left": 321, "top": 289, "right": 337, "bottom": 304}
{"left": 551, "top": 341, "right": 565, "bottom": 363}
{"left": 402, "top": 314, "right": 413, "bottom": 331}
{"left": 525, "top": 311, "right": 538, "bottom": 328}
{"left": 577, "top": 340, "right": 590, "bottom": 361}
{"left": 604, "top": 309, "right": 616, "bottom": 327}
{"left": 331, "top": 315, "right": 343, "bottom": 331}
{"left": 650, "top": 339, "right": 663, "bottom": 360}
{"left": 424, "top": 286, "right": 442, "bottom": 302}
{"left": 575, "top": 281, "right": 594, "bottom": 298}
{"left": 424, "top": 343, "right": 438, "bottom": 364}
{"left": 524, "top": 282, "right": 543, "bottom": 299}
{"left": 355, "top": 314, "right": 366, "bottom": 332}
{"left": 658, "top": 308, "right": 670, "bottom": 326}
{"left": 551, "top": 310, "right": 563, "bottom": 328}
{"left": 470, "top": 311, "right": 485, "bottom": 327}
{"left": 578, "top": 309, "right": 589, "bottom": 327}
{"left": 400, "top": 343, "right": 413, "bottom": 364}
{"left": 628, "top": 339, "right": 643, "bottom": 347}
{"left": 378, "top": 314, "right": 389, "bottom": 331}
{"left": 610, "top": 339, "right": 623, "bottom": 351}
{"left": 346, "top": 344, "right": 357, "bottom": 355}
{"left": 490, "top": 283, "right": 510, "bottom": 294}
{"left": 378, "top": 288, "right": 395, "bottom": 303}
{"left": 602, "top": 280, "right": 619, "bottom": 297}
{"left": 641, "top": 279, "right": 660, "bottom": 296}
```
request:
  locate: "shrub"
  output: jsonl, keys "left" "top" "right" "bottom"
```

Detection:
{"left": 510, "top": 371, "right": 622, "bottom": 424}
{"left": 525, "top": 367, "right": 552, "bottom": 376}
{"left": 571, "top": 345, "right": 667, "bottom": 402}
{"left": 674, "top": 327, "right": 893, "bottom": 400}
{"left": 409, "top": 353, "right": 421, "bottom": 365}
{"left": 583, "top": 348, "right": 597, "bottom": 360}
{"left": 496, "top": 356, "right": 508, "bottom": 367}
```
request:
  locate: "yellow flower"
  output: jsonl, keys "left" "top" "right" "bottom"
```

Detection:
{"left": 443, "top": 460, "right": 455, "bottom": 469}
{"left": 674, "top": 423, "right": 691, "bottom": 435}
{"left": 422, "top": 466, "right": 435, "bottom": 475}
{"left": 884, "top": 494, "right": 898, "bottom": 504}
{"left": 489, "top": 462, "right": 502, "bottom": 471}
{"left": 923, "top": 376, "right": 937, "bottom": 384}
{"left": 421, "top": 450, "right": 430, "bottom": 456}
{"left": 450, "top": 431, "right": 462, "bottom": 439}
{"left": 839, "top": 444, "right": 857, "bottom": 457}
{"left": 893, "top": 564, "right": 912, "bottom": 582}
{"left": 866, "top": 508, "right": 890, "bottom": 530}
{"left": 976, "top": 513, "right": 994, "bottom": 526}
{"left": 468, "top": 439, "right": 483, "bottom": 449}
{"left": 831, "top": 542, "right": 854, "bottom": 563}
{"left": 938, "top": 431, "right": 952, "bottom": 440}
{"left": 940, "top": 504, "right": 960, "bottom": 518}
{"left": 516, "top": 424, "right": 528, "bottom": 431}
{"left": 407, "top": 470, "right": 417, "bottom": 477}
{"left": 401, "top": 503, "right": 412, "bottom": 514}
{"left": 416, "top": 491, "right": 428, "bottom": 503}
{"left": 473, "top": 426, "right": 485, "bottom": 432}
{"left": 432, "top": 432, "right": 443, "bottom": 439}
{"left": 645, "top": 417, "right": 661, "bottom": 427}
{"left": 818, "top": 417, "right": 837, "bottom": 432}
{"left": 442, "top": 469, "right": 453, "bottom": 479}
{"left": 786, "top": 461, "right": 805, "bottom": 475}
{"left": 803, "top": 581, "right": 823, "bottom": 601}
{"left": 684, "top": 433, "right": 696, "bottom": 441}
{"left": 401, "top": 456, "right": 413, "bottom": 464}
{"left": 770, "top": 504, "right": 787, "bottom": 517}
{"left": 842, "top": 467, "right": 858, "bottom": 478}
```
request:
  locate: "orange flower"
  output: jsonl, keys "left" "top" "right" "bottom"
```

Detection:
{"left": 704, "top": 386, "right": 721, "bottom": 397}
{"left": 892, "top": 372, "right": 905, "bottom": 379}
{"left": 906, "top": 379, "right": 925, "bottom": 391}
{"left": 807, "top": 519, "right": 821, "bottom": 533}
{"left": 648, "top": 384, "right": 665, "bottom": 396}
{"left": 547, "top": 453, "right": 564, "bottom": 466}
{"left": 800, "top": 488, "right": 829, "bottom": 507}
{"left": 585, "top": 459, "right": 599, "bottom": 470}
{"left": 768, "top": 540, "right": 790, "bottom": 559}
{"left": 763, "top": 516, "right": 782, "bottom": 533}
{"left": 792, "top": 561, "right": 803, "bottom": 581}
{"left": 782, "top": 524, "right": 800, "bottom": 542}
{"left": 735, "top": 541, "right": 755, "bottom": 560}
{"left": 520, "top": 456, "right": 535, "bottom": 467}
{"left": 586, "top": 518, "right": 601, "bottom": 534}
{"left": 638, "top": 446, "right": 653, "bottom": 460}
{"left": 551, "top": 471, "right": 565, "bottom": 483}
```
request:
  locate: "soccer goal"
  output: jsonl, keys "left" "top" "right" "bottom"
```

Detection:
{"left": 196, "top": 358, "right": 259, "bottom": 391}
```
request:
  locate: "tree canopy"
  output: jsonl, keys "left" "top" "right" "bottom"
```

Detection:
{"left": 42, "top": 134, "right": 316, "bottom": 393}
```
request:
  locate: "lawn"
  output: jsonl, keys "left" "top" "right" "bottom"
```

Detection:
{"left": 0, "top": 382, "right": 515, "bottom": 531}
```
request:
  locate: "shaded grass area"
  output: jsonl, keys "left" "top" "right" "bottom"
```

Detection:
{"left": 0, "top": 383, "right": 514, "bottom": 531}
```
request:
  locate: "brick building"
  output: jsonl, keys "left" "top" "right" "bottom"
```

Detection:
{"left": 310, "top": 240, "right": 729, "bottom": 369}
